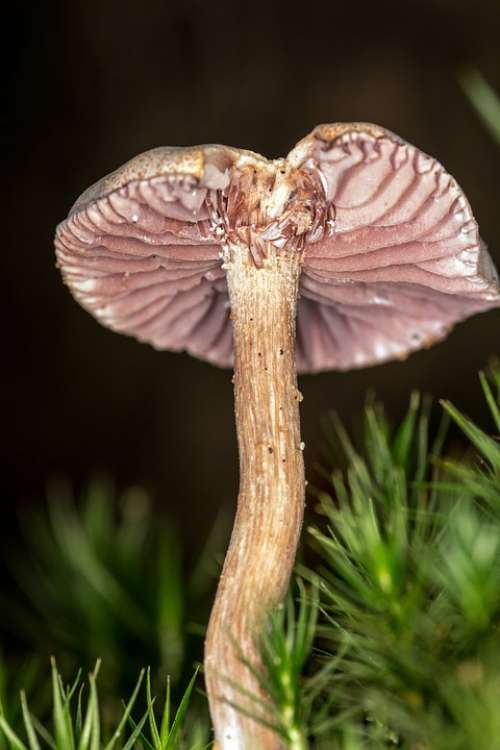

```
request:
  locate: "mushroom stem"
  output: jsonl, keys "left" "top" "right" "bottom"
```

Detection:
{"left": 205, "top": 245, "right": 306, "bottom": 749}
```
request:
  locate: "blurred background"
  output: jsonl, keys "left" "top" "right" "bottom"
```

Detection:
{"left": 3, "top": 0, "right": 499, "bottom": 703}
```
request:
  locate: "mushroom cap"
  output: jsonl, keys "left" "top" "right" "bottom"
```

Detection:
{"left": 55, "top": 124, "right": 500, "bottom": 373}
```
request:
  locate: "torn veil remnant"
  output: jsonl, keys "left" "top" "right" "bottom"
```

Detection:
{"left": 55, "top": 123, "right": 500, "bottom": 749}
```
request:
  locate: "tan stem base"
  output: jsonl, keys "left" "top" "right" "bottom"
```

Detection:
{"left": 204, "top": 246, "right": 306, "bottom": 749}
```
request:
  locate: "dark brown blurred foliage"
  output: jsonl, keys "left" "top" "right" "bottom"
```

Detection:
{"left": 3, "top": 0, "right": 499, "bottom": 553}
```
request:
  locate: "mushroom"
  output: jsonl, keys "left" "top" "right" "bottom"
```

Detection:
{"left": 55, "top": 123, "right": 500, "bottom": 749}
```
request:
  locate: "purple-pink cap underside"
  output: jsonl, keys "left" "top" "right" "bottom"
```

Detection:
{"left": 55, "top": 125, "right": 500, "bottom": 373}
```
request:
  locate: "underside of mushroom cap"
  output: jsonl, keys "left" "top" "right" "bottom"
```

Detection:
{"left": 55, "top": 126, "right": 500, "bottom": 373}
{"left": 291, "top": 124, "right": 500, "bottom": 371}
{"left": 56, "top": 145, "right": 241, "bottom": 365}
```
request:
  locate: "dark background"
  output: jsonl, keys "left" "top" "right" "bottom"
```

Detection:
{"left": 4, "top": 0, "right": 499, "bottom": 556}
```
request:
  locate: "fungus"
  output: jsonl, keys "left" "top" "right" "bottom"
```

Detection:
{"left": 55, "top": 123, "right": 500, "bottom": 749}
